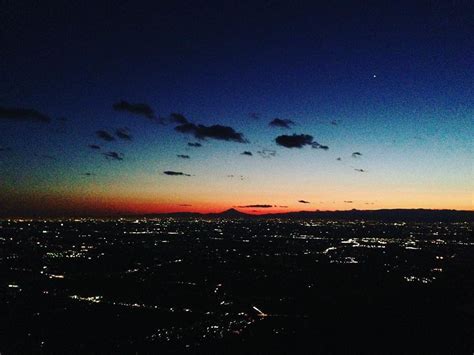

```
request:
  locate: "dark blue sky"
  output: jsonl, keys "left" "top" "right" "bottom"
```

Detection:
{"left": 0, "top": 0, "right": 472, "bottom": 215}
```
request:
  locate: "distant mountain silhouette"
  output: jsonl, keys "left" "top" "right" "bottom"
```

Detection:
{"left": 141, "top": 208, "right": 473, "bottom": 222}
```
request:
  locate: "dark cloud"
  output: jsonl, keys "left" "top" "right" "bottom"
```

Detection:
{"left": 115, "top": 128, "right": 132, "bottom": 141}
{"left": 312, "top": 142, "right": 329, "bottom": 150}
{"left": 175, "top": 123, "right": 248, "bottom": 143}
{"left": 330, "top": 120, "right": 341, "bottom": 126}
{"left": 177, "top": 154, "right": 190, "bottom": 159}
{"left": 352, "top": 152, "right": 362, "bottom": 158}
{"left": 113, "top": 100, "right": 154, "bottom": 119}
{"left": 188, "top": 142, "right": 202, "bottom": 147}
{"left": 241, "top": 151, "right": 253, "bottom": 156}
{"left": 344, "top": 200, "right": 354, "bottom": 203}
{"left": 298, "top": 200, "right": 310, "bottom": 204}
{"left": 103, "top": 151, "right": 123, "bottom": 161}
{"left": 163, "top": 171, "right": 191, "bottom": 177}
{"left": 170, "top": 113, "right": 189, "bottom": 124}
{"left": 237, "top": 204, "right": 273, "bottom": 208}
{"left": 279, "top": 205, "right": 289, "bottom": 208}
{"left": 0, "top": 106, "right": 51, "bottom": 123}
{"left": 276, "top": 133, "right": 314, "bottom": 148}
{"left": 269, "top": 118, "right": 295, "bottom": 128}
{"left": 82, "top": 172, "right": 96, "bottom": 176}
{"left": 249, "top": 113, "right": 260, "bottom": 120}
{"left": 178, "top": 204, "right": 192, "bottom": 207}
{"left": 354, "top": 168, "right": 365, "bottom": 172}
{"left": 96, "top": 130, "right": 115, "bottom": 142}
{"left": 336, "top": 157, "right": 342, "bottom": 161}
{"left": 257, "top": 149, "right": 276, "bottom": 159}
{"left": 88, "top": 144, "right": 101, "bottom": 150}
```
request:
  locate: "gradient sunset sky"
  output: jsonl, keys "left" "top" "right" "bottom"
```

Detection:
{"left": 0, "top": 1, "right": 472, "bottom": 216}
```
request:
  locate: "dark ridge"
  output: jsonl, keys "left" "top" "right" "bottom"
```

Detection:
{"left": 138, "top": 209, "right": 474, "bottom": 223}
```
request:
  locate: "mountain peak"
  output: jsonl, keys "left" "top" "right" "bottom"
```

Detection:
{"left": 218, "top": 208, "right": 247, "bottom": 216}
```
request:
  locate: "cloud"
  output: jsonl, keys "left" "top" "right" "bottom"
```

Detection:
{"left": 96, "top": 130, "right": 115, "bottom": 141}
{"left": 330, "top": 120, "right": 341, "bottom": 126}
{"left": 103, "top": 151, "right": 123, "bottom": 161}
{"left": 336, "top": 157, "right": 342, "bottom": 161}
{"left": 275, "top": 134, "right": 328, "bottom": 150}
{"left": 312, "top": 142, "right": 329, "bottom": 150}
{"left": 237, "top": 204, "right": 273, "bottom": 208}
{"left": 0, "top": 106, "right": 51, "bottom": 123}
{"left": 113, "top": 100, "right": 155, "bottom": 119}
{"left": 163, "top": 171, "right": 191, "bottom": 176}
{"left": 257, "top": 149, "right": 276, "bottom": 159}
{"left": 344, "top": 200, "right": 354, "bottom": 203}
{"left": 88, "top": 144, "right": 101, "bottom": 150}
{"left": 177, "top": 154, "right": 190, "bottom": 159}
{"left": 188, "top": 142, "right": 202, "bottom": 147}
{"left": 298, "top": 200, "right": 310, "bottom": 204}
{"left": 241, "top": 151, "right": 253, "bottom": 156}
{"left": 352, "top": 152, "right": 362, "bottom": 158}
{"left": 249, "top": 113, "right": 260, "bottom": 120}
{"left": 82, "top": 172, "right": 96, "bottom": 176}
{"left": 170, "top": 113, "right": 189, "bottom": 124}
{"left": 178, "top": 204, "right": 192, "bottom": 207}
{"left": 175, "top": 123, "right": 248, "bottom": 143}
{"left": 0, "top": 146, "right": 12, "bottom": 152}
{"left": 279, "top": 205, "right": 289, "bottom": 208}
{"left": 269, "top": 118, "right": 295, "bottom": 128}
{"left": 354, "top": 168, "right": 365, "bottom": 172}
{"left": 115, "top": 128, "right": 132, "bottom": 141}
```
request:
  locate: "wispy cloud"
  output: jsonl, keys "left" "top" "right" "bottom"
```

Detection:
{"left": 103, "top": 151, "right": 123, "bottom": 161}
{"left": 237, "top": 204, "right": 273, "bottom": 208}
{"left": 257, "top": 149, "right": 276, "bottom": 159}
{"left": 170, "top": 113, "right": 189, "bottom": 124}
{"left": 113, "top": 100, "right": 155, "bottom": 119}
{"left": 354, "top": 168, "right": 365, "bottom": 172}
{"left": 188, "top": 142, "right": 202, "bottom": 147}
{"left": 269, "top": 118, "right": 295, "bottom": 128}
{"left": 175, "top": 123, "right": 248, "bottom": 143}
{"left": 298, "top": 200, "right": 310, "bottom": 204}
{"left": 352, "top": 152, "right": 362, "bottom": 158}
{"left": 115, "top": 128, "right": 132, "bottom": 141}
{"left": 177, "top": 154, "right": 190, "bottom": 159}
{"left": 88, "top": 144, "right": 101, "bottom": 150}
{"left": 241, "top": 151, "right": 253, "bottom": 156}
{"left": 163, "top": 171, "right": 191, "bottom": 176}
{"left": 96, "top": 130, "right": 115, "bottom": 142}
{"left": 0, "top": 106, "right": 51, "bottom": 123}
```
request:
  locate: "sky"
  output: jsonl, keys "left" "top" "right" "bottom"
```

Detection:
{"left": 0, "top": 0, "right": 472, "bottom": 216}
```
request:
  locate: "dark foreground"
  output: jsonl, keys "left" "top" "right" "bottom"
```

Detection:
{"left": 1, "top": 218, "right": 473, "bottom": 354}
